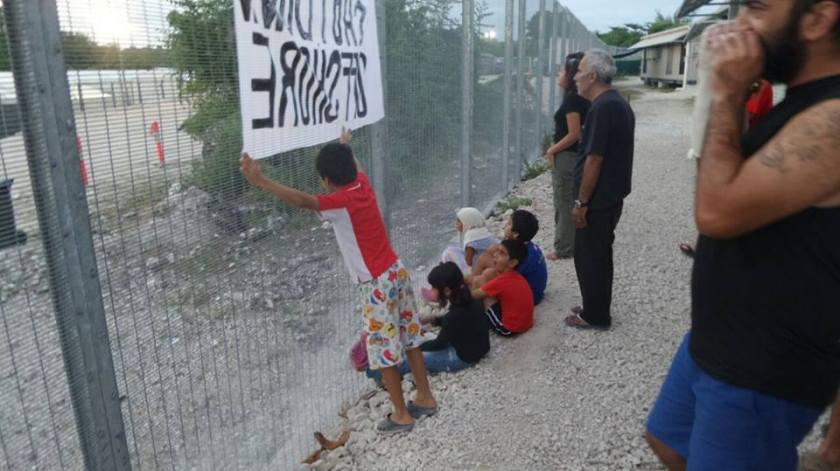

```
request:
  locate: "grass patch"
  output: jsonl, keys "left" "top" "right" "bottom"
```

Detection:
{"left": 496, "top": 195, "right": 533, "bottom": 213}
{"left": 522, "top": 160, "right": 549, "bottom": 182}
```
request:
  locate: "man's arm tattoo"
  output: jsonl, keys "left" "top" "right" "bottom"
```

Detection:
{"left": 757, "top": 108, "right": 840, "bottom": 173}
{"left": 759, "top": 146, "right": 788, "bottom": 173}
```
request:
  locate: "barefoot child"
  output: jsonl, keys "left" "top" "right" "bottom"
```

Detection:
{"left": 239, "top": 130, "right": 437, "bottom": 434}
{"left": 472, "top": 239, "right": 535, "bottom": 336}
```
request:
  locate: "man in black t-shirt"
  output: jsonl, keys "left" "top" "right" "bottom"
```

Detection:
{"left": 563, "top": 49, "right": 635, "bottom": 330}
{"left": 645, "top": 2, "right": 840, "bottom": 470}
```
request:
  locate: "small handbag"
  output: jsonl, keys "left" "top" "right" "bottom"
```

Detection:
{"left": 349, "top": 331, "right": 368, "bottom": 371}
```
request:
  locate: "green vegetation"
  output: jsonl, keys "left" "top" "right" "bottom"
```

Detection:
{"left": 0, "top": 8, "right": 169, "bottom": 71}
{"left": 596, "top": 23, "right": 649, "bottom": 48}
{"left": 522, "top": 160, "right": 549, "bottom": 182}
{"left": 597, "top": 12, "right": 689, "bottom": 48}
{"left": 496, "top": 195, "right": 533, "bottom": 213}
{"left": 167, "top": 0, "right": 491, "bottom": 212}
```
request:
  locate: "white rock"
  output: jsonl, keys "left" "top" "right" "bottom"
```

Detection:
{"left": 368, "top": 391, "right": 388, "bottom": 409}
{"left": 346, "top": 407, "right": 367, "bottom": 423}
{"left": 375, "top": 442, "right": 390, "bottom": 456}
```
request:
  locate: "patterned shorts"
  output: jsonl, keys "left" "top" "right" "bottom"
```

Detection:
{"left": 361, "top": 259, "right": 423, "bottom": 370}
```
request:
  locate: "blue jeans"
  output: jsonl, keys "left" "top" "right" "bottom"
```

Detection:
{"left": 647, "top": 333, "right": 823, "bottom": 470}
{"left": 366, "top": 346, "right": 472, "bottom": 380}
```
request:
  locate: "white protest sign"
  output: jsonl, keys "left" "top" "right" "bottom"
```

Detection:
{"left": 233, "top": 0, "right": 384, "bottom": 159}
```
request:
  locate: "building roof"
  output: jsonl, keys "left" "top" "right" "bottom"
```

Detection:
{"left": 676, "top": 0, "right": 714, "bottom": 18}
{"left": 629, "top": 25, "right": 691, "bottom": 50}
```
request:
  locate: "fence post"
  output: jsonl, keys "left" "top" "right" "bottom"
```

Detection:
{"left": 535, "top": 0, "right": 546, "bottom": 147}
{"left": 461, "top": 0, "right": 474, "bottom": 208}
{"left": 502, "top": 0, "right": 514, "bottom": 191}
{"left": 2, "top": 1, "right": 130, "bottom": 470}
{"left": 371, "top": 0, "right": 390, "bottom": 232}
{"left": 514, "top": 0, "right": 526, "bottom": 180}
{"left": 76, "top": 80, "right": 85, "bottom": 112}
{"left": 568, "top": 16, "right": 574, "bottom": 55}
{"left": 728, "top": 3, "right": 739, "bottom": 19}
{"left": 548, "top": 1, "right": 559, "bottom": 121}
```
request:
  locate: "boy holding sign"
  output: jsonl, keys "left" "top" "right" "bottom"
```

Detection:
{"left": 239, "top": 129, "right": 438, "bottom": 434}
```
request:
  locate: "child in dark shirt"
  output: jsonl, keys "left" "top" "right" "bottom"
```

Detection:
{"left": 368, "top": 262, "right": 490, "bottom": 379}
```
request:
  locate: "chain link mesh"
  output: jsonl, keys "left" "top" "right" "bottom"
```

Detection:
{"left": 0, "top": 0, "right": 616, "bottom": 468}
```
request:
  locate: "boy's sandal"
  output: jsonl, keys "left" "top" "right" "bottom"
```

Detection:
{"left": 407, "top": 401, "right": 438, "bottom": 419}
{"left": 376, "top": 414, "right": 414, "bottom": 435}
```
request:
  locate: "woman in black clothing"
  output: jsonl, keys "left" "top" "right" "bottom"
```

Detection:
{"left": 545, "top": 52, "right": 589, "bottom": 261}
{"left": 367, "top": 262, "right": 489, "bottom": 379}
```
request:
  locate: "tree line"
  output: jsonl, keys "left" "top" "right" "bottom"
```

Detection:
{"left": 596, "top": 12, "right": 688, "bottom": 48}
{"left": 0, "top": 7, "right": 170, "bottom": 71}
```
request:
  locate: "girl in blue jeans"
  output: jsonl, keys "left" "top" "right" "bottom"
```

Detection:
{"left": 368, "top": 262, "right": 490, "bottom": 380}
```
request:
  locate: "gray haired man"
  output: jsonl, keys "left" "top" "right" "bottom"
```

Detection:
{"left": 564, "top": 49, "right": 635, "bottom": 329}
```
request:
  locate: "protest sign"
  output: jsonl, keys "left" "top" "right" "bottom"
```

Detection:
{"left": 234, "top": 0, "right": 384, "bottom": 158}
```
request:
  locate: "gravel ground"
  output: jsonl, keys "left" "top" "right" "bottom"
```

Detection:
{"left": 306, "top": 88, "right": 830, "bottom": 470}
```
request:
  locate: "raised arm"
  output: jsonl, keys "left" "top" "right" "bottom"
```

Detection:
{"left": 240, "top": 153, "right": 320, "bottom": 210}
{"left": 696, "top": 25, "right": 840, "bottom": 238}
{"left": 340, "top": 126, "right": 364, "bottom": 172}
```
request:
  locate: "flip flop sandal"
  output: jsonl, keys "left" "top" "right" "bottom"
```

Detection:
{"left": 407, "top": 401, "right": 438, "bottom": 419}
{"left": 564, "top": 313, "right": 610, "bottom": 331}
{"left": 547, "top": 252, "right": 572, "bottom": 261}
{"left": 376, "top": 414, "right": 414, "bottom": 435}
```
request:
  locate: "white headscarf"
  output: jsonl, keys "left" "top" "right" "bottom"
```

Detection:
{"left": 457, "top": 207, "right": 493, "bottom": 250}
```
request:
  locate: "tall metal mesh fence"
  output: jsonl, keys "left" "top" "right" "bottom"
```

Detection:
{"left": 0, "top": 0, "right": 612, "bottom": 468}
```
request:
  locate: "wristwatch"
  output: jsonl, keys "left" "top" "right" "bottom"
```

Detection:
{"left": 574, "top": 199, "right": 589, "bottom": 209}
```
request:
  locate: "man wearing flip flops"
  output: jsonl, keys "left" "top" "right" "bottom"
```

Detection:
{"left": 563, "top": 49, "right": 636, "bottom": 330}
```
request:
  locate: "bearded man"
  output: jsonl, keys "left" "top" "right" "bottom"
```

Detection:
{"left": 644, "top": 1, "right": 840, "bottom": 469}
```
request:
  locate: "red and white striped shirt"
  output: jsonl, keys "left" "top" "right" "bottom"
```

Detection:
{"left": 317, "top": 171, "right": 397, "bottom": 283}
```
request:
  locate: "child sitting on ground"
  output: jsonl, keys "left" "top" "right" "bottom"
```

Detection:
{"left": 367, "top": 261, "right": 490, "bottom": 380}
{"left": 470, "top": 210, "right": 548, "bottom": 305}
{"left": 422, "top": 208, "right": 498, "bottom": 301}
{"left": 471, "top": 239, "right": 535, "bottom": 336}
{"left": 442, "top": 207, "right": 498, "bottom": 272}
{"left": 239, "top": 129, "right": 437, "bottom": 434}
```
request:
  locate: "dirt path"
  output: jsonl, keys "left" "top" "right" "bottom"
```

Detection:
{"left": 306, "top": 88, "right": 829, "bottom": 471}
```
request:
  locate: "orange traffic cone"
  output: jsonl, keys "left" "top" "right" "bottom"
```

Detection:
{"left": 150, "top": 121, "right": 165, "bottom": 166}
{"left": 76, "top": 137, "right": 89, "bottom": 187}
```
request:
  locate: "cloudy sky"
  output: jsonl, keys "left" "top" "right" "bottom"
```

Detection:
{"left": 482, "top": 0, "right": 687, "bottom": 36}
{"left": 58, "top": 0, "right": 691, "bottom": 47}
